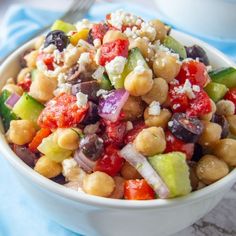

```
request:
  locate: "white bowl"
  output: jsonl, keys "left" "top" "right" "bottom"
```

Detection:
{"left": 0, "top": 30, "right": 236, "bottom": 236}
{"left": 154, "top": 0, "right": 236, "bottom": 40}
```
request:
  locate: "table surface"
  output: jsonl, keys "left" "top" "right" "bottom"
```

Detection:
{"left": 0, "top": 1, "right": 236, "bottom": 236}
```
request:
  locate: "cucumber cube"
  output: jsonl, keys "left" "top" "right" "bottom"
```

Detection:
{"left": 51, "top": 20, "right": 76, "bottom": 33}
{"left": 204, "top": 82, "right": 228, "bottom": 102}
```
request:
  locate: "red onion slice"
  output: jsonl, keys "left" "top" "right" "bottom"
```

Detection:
{"left": 5, "top": 93, "right": 20, "bottom": 108}
{"left": 98, "top": 89, "right": 129, "bottom": 122}
{"left": 120, "top": 144, "right": 170, "bottom": 199}
{"left": 74, "top": 149, "right": 96, "bottom": 173}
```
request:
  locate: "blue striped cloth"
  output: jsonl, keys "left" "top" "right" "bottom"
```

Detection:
{"left": 0, "top": 2, "right": 235, "bottom": 236}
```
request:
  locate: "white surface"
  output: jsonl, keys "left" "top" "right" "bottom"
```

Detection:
{"left": 0, "top": 29, "right": 236, "bottom": 236}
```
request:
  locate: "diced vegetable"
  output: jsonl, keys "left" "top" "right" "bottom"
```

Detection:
{"left": 124, "top": 179, "right": 155, "bottom": 200}
{"left": 163, "top": 36, "right": 187, "bottom": 59}
{"left": 4, "top": 93, "right": 20, "bottom": 109}
{"left": 0, "top": 90, "right": 18, "bottom": 131}
{"left": 12, "top": 93, "right": 44, "bottom": 127}
{"left": 120, "top": 144, "right": 170, "bottom": 199}
{"left": 204, "top": 82, "right": 228, "bottom": 102}
{"left": 51, "top": 20, "right": 76, "bottom": 33}
{"left": 209, "top": 67, "right": 236, "bottom": 88}
{"left": 98, "top": 89, "right": 129, "bottom": 122}
{"left": 70, "top": 29, "right": 89, "bottom": 46}
{"left": 37, "top": 133, "right": 72, "bottom": 163}
{"left": 148, "top": 152, "right": 192, "bottom": 198}
{"left": 99, "top": 74, "right": 113, "bottom": 90}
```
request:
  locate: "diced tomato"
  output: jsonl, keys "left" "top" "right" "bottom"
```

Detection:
{"left": 90, "top": 23, "right": 109, "bottom": 41}
{"left": 28, "top": 128, "right": 51, "bottom": 153}
{"left": 18, "top": 78, "right": 32, "bottom": 92}
{"left": 38, "top": 53, "right": 54, "bottom": 71}
{"left": 187, "top": 90, "right": 212, "bottom": 117}
{"left": 124, "top": 122, "right": 146, "bottom": 144}
{"left": 165, "top": 131, "right": 194, "bottom": 160}
{"left": 99, "top": 39, "right": 129, "bottom": 66}
{"left": 38, "top": 93, "right": 88, "bottom": 129}
{"left": 124, "top": 179, "right": 155, "bottom": 200}
{"left": 176, "top": 60, "right": 210, "bottom": 88}
{"left": 94, "top": 145, "right": 124, "bottom": 176}
{"left": 224, "top": 88, "right": 236, "bottom": 114}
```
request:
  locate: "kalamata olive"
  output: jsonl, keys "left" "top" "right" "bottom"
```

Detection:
{"left": 13, "top": 145, "right": 38, "bottom": 167}
{"left": 81, "top": 102, "right": 99, "bottom": 125}
{"left": 20, "top": 49, "right": 34, "bottom": 68}
{"left": 51, "top": 174, "right": 67, "bottom": 185}
{"left": 72, "top": 81, "right": 99, "bottom": 102}
{"left": 79, "top": 134, "right": 104, "bottom": 161}
{"left": 168, "top": 113, "right": 204, "bottom": 143}
{"left": 44, "top": 30, "right": 69, "bottom": 52}
{"left": 211, "top": 114, "right": 229, "bottom": 138}
{"left": 87, "top": 29, "right": 94, "bottom": 45}
{"left": 191, "top": 143, "right": 203, "bottom": 162}
{"left": 185, "top": 45, "right": 210, "bottom": 66}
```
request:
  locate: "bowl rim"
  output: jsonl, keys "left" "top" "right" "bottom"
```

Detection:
{"left": 1, "top": 29, "right": 236, "bottom": 209}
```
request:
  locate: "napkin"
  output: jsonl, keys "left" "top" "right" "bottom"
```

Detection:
{"left": 0, "top": 2, "right": 235, "bottom": 236}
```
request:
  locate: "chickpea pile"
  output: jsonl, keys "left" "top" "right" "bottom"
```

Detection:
{"left": 1, "top": 10, "right": 236, "bottom": 200}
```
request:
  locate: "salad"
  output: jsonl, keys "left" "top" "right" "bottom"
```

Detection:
{"left": 1, "top": 10, "right": 236, "bottom": 200}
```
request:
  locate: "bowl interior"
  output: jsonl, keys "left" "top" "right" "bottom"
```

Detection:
{"left": 0, "top": 30, "right": 236, "bottom": 209}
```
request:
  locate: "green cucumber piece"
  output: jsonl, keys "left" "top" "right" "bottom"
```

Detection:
{"left": 38, "top": 133, "right": 72, "bottom": 163}
{"left": 108, "top": 48, "right": 149, "bottom": 89}
{"left": 163, "top": 36, "right": 187, "bottom": 59}
{"left": 204, "top": 82, "right": 228, "bottom": 102}
{"left": 12, "top": 93, "right": 44, "bottom": 126}
{"left": 51, "top": 20, "right": 76, "bottom": 33}
{"left": 0, "top": 90, "right": 18, "bottom": 131}
{"left": 209, "top": 67, "right": 236, "bottom": 88}
{"left": 31, "top": 69, "right": 38, "bottom": 81}
{"left": 148, "top": 152, "right": 191, "bottom": 198}
{"left": 99, "top": 74, "right": 113, "bottom": 90}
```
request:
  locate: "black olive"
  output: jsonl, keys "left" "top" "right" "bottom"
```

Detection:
{"left": 185, "top": 45, "right": 210, "bottom": 66}
{"left": 51, "top": 174, "right": 67, "bottom": 184}
{"left": 211, "top": 114, "right": 229, "bottom": 138}
{"left": 191, "top": 143, "right": 203, "bottom": 162}
{"left": 168, "top": 113, "right": 204, "bottom": 143}
{"left": 81, "top": 102, "right": 99, "bottom": 125}
{"left": 79, "top": 134, "right": 104, "bottom": 161}
{"left": 44, "top": 30, "right": 69, "bottom": 52}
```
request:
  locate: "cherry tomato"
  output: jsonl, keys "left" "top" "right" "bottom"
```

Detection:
{"left": 38, "top": 53, "right": 54, "bottom": 71}
{"left": 94, "top": 145, "right": 124, "bottom": 176}
{"left": 176, "top": 60, "right": 210, "bottom": 88}
{"left": 124, "top": 122, "right": 146, "bottom": 144}
{"left": 99, "top": 39, "right": 129, "bottom": 66}
{"left": 90, "top": 23, "right": 109, "bottom": 41}
{"left": 124, "top": 179, "right": 155, "bottom": 200}
{"left": 18, "top": 78, "right": 32, "bottom": 92}
{"left": 224, "top": 88, "right": 236, "bottom": 114}
{"left": 165, "top": 131, "right": 194, "bottom": 160}
{"left": 38, "top": 93, "right": 88, "bottom": 129}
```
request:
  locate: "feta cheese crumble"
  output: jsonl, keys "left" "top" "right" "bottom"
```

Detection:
{"left": 76, "top": 92, "right": 88, "bottom": 107}
{"left": 96, "top": 89, "right": 109, "bottom": 97}
{"left": 75, "top": 19, "right": 93, "bottom": 31}
{"left": 105, "top": 56, "right": 127, "bottom": 75}
{"left": 53, "top": 83, "right": 72, "bottom": 96}
{"left": 92, "top": 66, "right": 105, "bottom": 80}
{"left": 148, "top": 101, "right": 161, "bottom": 116}
{"left": 78, "top": 52, "right": 91, "bottom": 65}
{"left": 93, "top": 38, "right": 101, "bottom": 48}
{"left": 126, "top": 121, "right": 134, "bottom": 131}
{"left": 62, "top": 158, "right": 78, "bottom": 178}
{"left": 175, "top": 79, "right": 197, "bottom": 99}
{"left": 134, "top": 60, "right": 146, "bottom": 74}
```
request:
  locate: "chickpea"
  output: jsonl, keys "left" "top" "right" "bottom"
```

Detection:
{"left": 64, "top": 45, "right": 86, "bottom": 67}
{"left": 121, "top": 161, "right": 142, "bottom": 180}
{"left": 24, "top": 50, "right": 38, "bottom": 68}
{"left": 188, "top": 162, "right": 199, "bottom": 191}
{"left": 144, "top": 108, "right": 171, "bottom": 128}
{"left": 129, "top": 38, "right": 154, "bottom": 61}
{"left": 34, "top": 36, "right": 45, "bottom": 50}
{"left": 216, "top": 100, "right": 235, "bottom": 116}
{"left": 83, "top": 171, "right": 115, "bottom": 197}
{"left": 149, "top": 19, "right": 168, "bottom": 42}
{"left": 34, "top": 156, "right": 62, "bottom": 179}
{"left": 122, "top": 96, "right": 144, "bottom": 121}
{"left": 6, "top": 120, "right": 36, "bottom": 145}
{"left": 200, "top": 99, "right": 216, "bottom": 121}
{"left": 196, "top": 155, "right": 229, "bottom": 185}
{"left": 227, "top": 115, "right": 236, "bottom": 136}
{"left": 124, "top": 69, "right": 153, "bottom": 96}
{"left": 213, "top": 139, "right": 236, "bottom": 166}
{"left": 153, "top": 51, "right": 181, "bottom": 82}
{"left": 2, "top": 84, "right": 23, "bottom": 96}
{"left": 134, "top": 127, "right": 166, "bottom": 156}
{"left": 198, "top": 121, "right": 222, "bottom": 147}
{"left": 103, "top": 30, "right": 128, "bottom": 44}
{"left": 17, "top": 67, "right": 32, "bottom": 83}
{"left": 56, "top": 128, "right": 80, "bottom": 150}
{"left": 6, "top": 78, "right": 15, "bottom": 84}
{"left": 138, "top": 24, "right": 156, "bottom": 42}
{"left": 29, "top": 71, "right": 57, "bottom": 103}
{"left": 109, "top": 176, "right": 125, "bottom": 199}
{"left": 142, "top": 77, "right": 169, "bottom": 105}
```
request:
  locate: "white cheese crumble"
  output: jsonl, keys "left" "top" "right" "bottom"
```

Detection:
{"left": 192, "top": 85, "right": 200, "bottom": 92}
{"left": 93, "top": 38, "right": 101, "bottom": 48}
{"left": 96, "top": 89, "right": 109, "bottom": 97}
{"left": 175, "top": 79, "right": 196, "bottom": 99}
{"left": 57, "top": 73, "right": 67, "bottom": 85}
{"left": 62, "top": 158, "right": 78, "bottom": 178}
{"left": 126, "top": 121, "right": 133, "bottom": 131}
{"left": 78, "top": 52, "right": 91, "bottom": 65}
{"left": 206, "top": 65, "right": 213, "bottom": 72}
{"left": 92, "top": 66, "right": 105, "bottom": 80}
{"left": 105, "top": 56, "right": 127, "bottom": 75}
{"left": 168, "top": 121, "right": 173, "bottom": 127}
{"left": 134, "top": 59, "right": 146, "bottom": 74}
{"left": 148, "top": 101, "right": 161, "bottom": 116}
{"left": 76, "top": 92, "right": 88, "bottom": 107}
{"left": 75, "top": 19, "right": 93, "bottom": 31}
{"left": 36, "top": 59, "right": 62, "bottom": 78}
{"left": 53, "top": 49, "right": 64, "bottom": 64}
{"left": 53, "top": 83, "right": 72, "bottom": 96}
{"left": 42, "top": 44, "right": 57, "bottom": 53}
